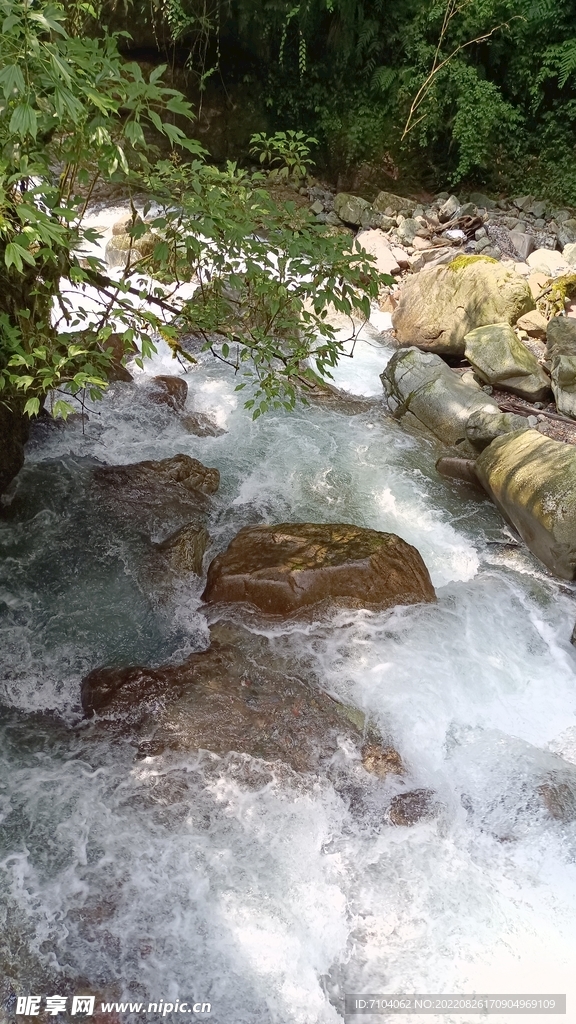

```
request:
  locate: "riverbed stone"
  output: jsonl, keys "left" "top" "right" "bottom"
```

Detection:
{"left": 95, "top": 453, "right": 219, "bottom": 497}
{"left": 545, "top": 316, "right": 576, "bottom": 417}
{"left": 391, "top": 257, "right": 534, "bottom": 356}
{"left": 527, "top": 249, "right": 571, "bottom": 276}
{"left": 388, "top": 788, "right": 439, "bottom": 825}
{"left": 464, "top": 322, "right": 551, "bottom": 402}
{"left": 144, "top": 375, "right": 188, "bottom": 411}
{"left": 465, "top": 407, "right": 529, "bottom": 450}
{"left": 372, "top": 191, "right": 416, "bottom": 216}
{"left": 475, "top": 429, "right": 576, "bottom": 579}
{"left": 333, "top": 193, "right": 371, "bottom": 226}
{"left": 381, "top": 346, "right": 501, "bottom": 448}
{"left": 0, "top": 402, "right": 30, "bottom": 495}
{"left": 111, "top": 212, "right": 145, "bottom": 236}
{"left": 201, "top": 522, "right": 435, "bottom": 615}
{"left": 81, "top": 622, "right": 400, "bottom": 775}
{"left": 354, "top": 229, "right": 400, "bottom": 276}
{"left": 154, "top": 522, "right": 209, "bottom": 575}
{"left": 516, "top": 310, "right": 548, "bottom": 338}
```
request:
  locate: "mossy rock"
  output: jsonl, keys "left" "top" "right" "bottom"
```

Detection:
{"left": 448, "top": 254, "right": 499, "bottom": 272}
{"left": 392, "top": 258, "right": 535, "bottom": 355}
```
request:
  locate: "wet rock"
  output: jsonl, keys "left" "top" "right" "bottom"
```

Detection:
{"left": 154, "top": 522, "right": 209, "bottom": 575}
{"left": 95, "top": 453, "right": 219, "bottom": 497}
{"left": 435, "top": 457, "right": 480, "bottom": 485}
{"left": 201, "top": 521, "right": 435, "bottom": 615}
{"left": 381, "top": 347, "right": 500, "bottom": 448}
{"left": 388, "top": 788, "right": 439, "bottom": 825}
{"left": 465, "top": 407, "right": 529, "bottom": 451}
{"left": 475, "top": 428, "right": 576, "bottom": 579}
{"left": 537, "top": 781, "right": 576, "bottom": 822}
{"left": 354, "top": 229, "right": 400, "bottom": 276}
{"left": 92, "top": 454, "right": 219, "bottom": 540}
{"left": 333, "top": 193, "right": 371, "bottom": 226}
{"left": 181, "top": 412, "right": 226, "bottom": 437}
{"left": 362, "top": 744, "right": 404, "bottom": 778}
{"left": 111, "top": 212, "right": 145, "bottom": 236}
{"left": 464, "top": 323, "right": 551, "bottom": 402}
{"left": 372, "top": 191, "right": 416, "bottom": 216}
{"left": 0, "top": 402, "right": 30, "bottom": 496}
{"left": 392, "top": 257, "right": 534, "bottom": 356}
{"left": 81, "top": 623, "right": 400, "bottom": 775}
{"left": 144, "top": 375, "right": 188, "bottom": 412}
{"left": 102, "top": 332, "right": 137, "bottom": 382}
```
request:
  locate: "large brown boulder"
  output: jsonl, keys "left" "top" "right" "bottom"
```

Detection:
{"left": 392, "top": 256, "right": 534, "bottom": 356}
{"left": 475, "top": 428, "right": 576, "bottom": 579}
{"left": 94, "top": 453, "right": 219, "bottom": 497}
{"left": 201, "top": 522, "right": 435, "bottom": 615}
{"left": 81, "top": 623, "right": 403, "bottom": 776}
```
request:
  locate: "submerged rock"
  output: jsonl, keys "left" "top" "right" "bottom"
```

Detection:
{"left": 154, "top": 522, "right": 209, "bottom": 575}
{"left": 0, "top": 402, "right": 30, "bottom": 496}
{"left": 144, "top": 375, "right": 188, "bottom": 412}
{"left": 81, "top": 623, "right": 400, "bottom": 776}
{"left": 392, "top": 257, "right": 534, "bottom": 356}
{"left": 201, "top": 522, "right": 435, "bottom": 615}
{"left": 388, "top": 788, "right": 439, "bottom": 825}
{"left": 475, "top": 428, "right": 576, "bottom": 579}
{"left": 464, "top": 322, "right": 551, "bottom": 402}
{"left": 181, "top": 411, "right": 226, "bottom": 436}
{"left": 94, "top": 453, "right": 219, "bottom": 497}
{"left": 381, "top": 346, "right": 500, "bottom": 448}
{"left": 92, "top": 454, "right": 219, "bottom": 538}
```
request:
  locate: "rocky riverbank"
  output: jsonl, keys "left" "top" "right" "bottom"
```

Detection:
{"left": 297, "top": 182, "right": 576, "bottom": 587}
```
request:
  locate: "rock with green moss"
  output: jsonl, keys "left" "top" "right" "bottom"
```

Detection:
{"left": 465, "top": 407, "right": 530, "bottom": 450}
{"left": 381, "top": 346, "right": 500, "bottom": 449}
{"left": 476, "top": 428, "right": 576, "bottom": 579}
{"left": 333, "top": 193, "right": 371, "bottom": 226}
{"left": 104, "top": 230, "right": 158, "bottom": 268}
{"left": 202, "top": 521, "right": 436, "bottom": 615}
{"left": 545, "top": 316, "right": 576, "bottom": 417}
{"left": 464, "top": 322, "right": 551, "bottom": 402}
{"left": 372, "top": 191, "right": 417, "bottom": 216}
{"left": 392, "top": 256, "right": 535, "bottom": 355}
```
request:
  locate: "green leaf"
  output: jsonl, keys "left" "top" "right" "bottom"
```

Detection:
{"left": 9, "top": 103, "right": 38, "bottom": 139}
{"left": 5, "top": 242, "right": 35, "bottom": 272}
{"left": 23, "top": 397, "right": 40, "bottom": 417}
{"left": 0, "top": 64, "right": 25, "bottom": 99}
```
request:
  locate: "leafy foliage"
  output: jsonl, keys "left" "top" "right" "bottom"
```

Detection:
{"left": 0, "top": 0, "right": 383, "bottom": 420}
{"left": 249, "top": 130, "right": 318, "bottom": 181}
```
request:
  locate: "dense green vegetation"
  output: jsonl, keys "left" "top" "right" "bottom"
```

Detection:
{"left": 123, "top": 0, "right": 576, "bottom": 202}
{"left": 0, "top": 0, "right": 381, "bottom": 424}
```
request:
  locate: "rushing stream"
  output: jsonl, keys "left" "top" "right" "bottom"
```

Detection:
{"left": 2, "top": 206, "right": 576, "bottom": 1024}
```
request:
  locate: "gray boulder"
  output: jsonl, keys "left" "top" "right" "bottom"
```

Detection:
{"left": 469, "top": 192, "right": 497, "bottom": 210}
{"left": 559, "top": 219, "right": 576, "bottom": 248}
{"left": 380, "top": 347, "right": 500, "bottom": 448}
{"left": 476, "top": 429, "right": 576, "bottom": 579}
{"left": 509, "top": 231, "right": 536, "bottom": 262}
{"left": 545, "top": 317, "right": 576, "bottom": 418}
{"left": 439, "top": 195, "right": 460, "bottom": 221}
{"left": 333, "top": 193, "right": 371, "bottom": 226}
{"left": 464, "top": 322, "right": 551, "bottom": 402}
{"left": 465, "top": 407, "right": 529, "bottom": 451}
{"left": 392, "top": 256, "right": 535, "bottom": 356}
{"left": 372, "top": 191, "right": 417, "bottom": 216}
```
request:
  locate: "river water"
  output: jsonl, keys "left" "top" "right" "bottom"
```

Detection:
{"left": 1, "top": 208, "right": 576, "bottom": 1024}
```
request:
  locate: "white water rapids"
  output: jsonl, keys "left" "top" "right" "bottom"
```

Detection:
{"left": 1, "top": 204, "right": 576, "bottom": 1024}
